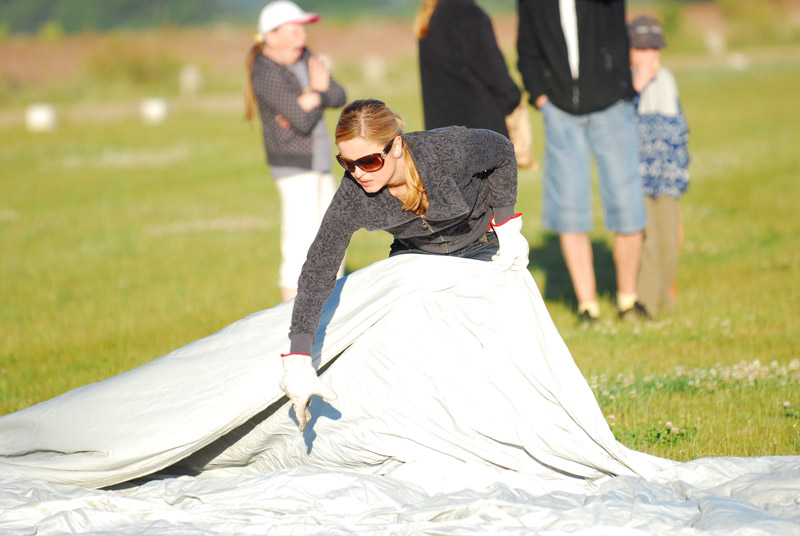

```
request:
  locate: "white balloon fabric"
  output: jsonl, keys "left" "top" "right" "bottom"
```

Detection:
{"left": 0, "top": 255, "right": 798, "bottom": 535}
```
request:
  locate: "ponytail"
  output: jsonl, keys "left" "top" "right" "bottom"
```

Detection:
{"left": 244, "top": 42, "right": 264, "bottom": 124}
{"left": 413, "top": 0, "right": 439, "bottom": 40}
{"left": 401, "top": 148, "right": 429, "bottom": 215}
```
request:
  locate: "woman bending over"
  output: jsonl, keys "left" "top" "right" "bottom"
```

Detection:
{"left": 279, "top": 99, "right": 530, "bottom": 429}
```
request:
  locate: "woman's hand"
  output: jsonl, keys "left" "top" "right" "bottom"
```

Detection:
{"left": 308, "top": 55, "right": 330, "bottom": 93}
{"left": 279, "top": 353, "right": 337, "bottom": 431}
{"left": 296, "top": 90, "right": 321, "bottom": 111}
{"left": 491, "top": 213, "right": 530, "bottom": 271}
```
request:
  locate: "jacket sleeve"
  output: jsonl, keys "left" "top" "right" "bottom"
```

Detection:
{"left": 288, "top": 183, "right": 361, "bottom": 355}
{"left": 252, "top": 58, "right": 324, "bottom": 136}
{"left": 516, "top": 0, "right": 547, "bottom": 107}
{"left": 320, "top": 74, "right": 346, "bottom": 109}
{"left": 461, "top": 3, "right": 521, "bottom": 116}
{"left": 461, "top": 128, "right": 518, "bottom": 221}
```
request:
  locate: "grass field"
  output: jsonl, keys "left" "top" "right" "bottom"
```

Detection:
{"left": 1, "top": 29, "right": 798, "bottom": 461}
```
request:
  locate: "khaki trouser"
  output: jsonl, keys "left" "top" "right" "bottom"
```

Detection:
{"left": 637, "top": 196, "right": 681, "bottom": 315}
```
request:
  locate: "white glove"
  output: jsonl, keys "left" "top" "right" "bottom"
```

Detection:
{"left": 490, "top": 213, "right": 530, "bottom": 271}
{"left": 279, "top": 353, "right": 337, "bottom": 431}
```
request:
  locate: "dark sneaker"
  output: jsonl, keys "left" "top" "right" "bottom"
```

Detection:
{"left": 578, "top": 310, "right": 599, "bottom": 324}
{"left": 617, "top": 301, "right": 650, "bottom": 320}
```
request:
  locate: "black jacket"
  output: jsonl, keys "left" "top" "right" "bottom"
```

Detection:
{"left": 419, "top": 0, "right": 521, "bottom": 136}
{"left": 516, "top": 0, "right": 635, "bottom": 115}
{"left": 289, "top": 127, "right": 518, "bottom": 354}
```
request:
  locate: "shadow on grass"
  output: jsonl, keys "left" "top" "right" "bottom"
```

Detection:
{"left": 529, "top": 233, "right": 617, "bottom": 309}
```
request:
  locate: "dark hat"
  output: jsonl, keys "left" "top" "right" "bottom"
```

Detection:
{"left": 628, "top": 15, "right": 667, "bottom": 49}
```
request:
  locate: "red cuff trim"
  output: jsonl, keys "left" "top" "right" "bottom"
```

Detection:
{"left": 281, "top": 353, "right": 311, "bottom": 358}
{"left": 491, "top": 212, "right": 522, "bottom": 227}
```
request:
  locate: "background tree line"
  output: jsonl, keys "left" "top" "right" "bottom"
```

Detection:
{"left": 0, "top": 0, "right": 702, "bottom": 36}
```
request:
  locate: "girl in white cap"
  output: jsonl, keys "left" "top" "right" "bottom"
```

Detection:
{"left": 245, "top": 1, "right": 347, "bottom": 302}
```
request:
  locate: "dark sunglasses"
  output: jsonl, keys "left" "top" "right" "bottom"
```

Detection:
{"left": 336, "top": 139, "right": 394, "bottom": 173}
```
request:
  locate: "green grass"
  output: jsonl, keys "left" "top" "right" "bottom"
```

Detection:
{"left": 1, "top": 43, "right": 799, "bottom": 462}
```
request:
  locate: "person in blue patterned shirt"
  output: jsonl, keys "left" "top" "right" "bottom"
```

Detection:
{"left": 629, "top": 15, "right": 690, "bottom": 315}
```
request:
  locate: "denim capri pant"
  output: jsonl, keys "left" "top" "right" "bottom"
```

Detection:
{"left": 540, "top": 99, "right": 646, "bottom": 234}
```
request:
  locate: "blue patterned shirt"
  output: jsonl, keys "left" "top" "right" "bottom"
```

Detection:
{"left": 635, "top": 67, "right": 690, "bottom": 199}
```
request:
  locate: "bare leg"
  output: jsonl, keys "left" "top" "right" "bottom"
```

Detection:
{"left": 614, "top": 231, "right": 643, "bottom": 296}
{"left": 560, "top": 233, "right": 596, "bottom": 305}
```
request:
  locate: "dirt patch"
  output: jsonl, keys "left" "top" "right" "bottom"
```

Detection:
{"left": 0, "top": 14, "right": 522, "bottom": 89}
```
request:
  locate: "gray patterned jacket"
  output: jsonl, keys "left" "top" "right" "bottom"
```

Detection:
{"left": 289, "top": 126, "right": 518, "bottom": 355}
{"left": 252, "top": 48, "right": 346, "bottom": 168}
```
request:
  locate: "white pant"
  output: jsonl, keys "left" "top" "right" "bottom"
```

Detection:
{"left": 274, "top": 171, "right": 341, "bottom": 289}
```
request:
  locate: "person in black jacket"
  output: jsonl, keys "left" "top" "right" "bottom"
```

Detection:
{"left": 517, "top": 0, "right": 648, "bottom": 322}
{"left": 415, "top": 0, "right": 521, "bottom": 137}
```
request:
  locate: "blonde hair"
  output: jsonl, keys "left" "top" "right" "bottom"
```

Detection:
{"left": 244, "top": 41, "right": 265, "bottom": 125}
{"left": 413, "top": 0, "right": 439, "bottom": 39}
{"left": 335, "top": 99, "right": 429, "bottom": 215}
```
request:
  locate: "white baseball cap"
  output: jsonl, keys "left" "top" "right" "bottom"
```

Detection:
{"left": 258, "top": 1, "right": 320, "bottom": 34}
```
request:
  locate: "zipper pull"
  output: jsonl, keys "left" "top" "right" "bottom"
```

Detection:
{"left": 572, "top": 81, "right": 580, "bottom": 108}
